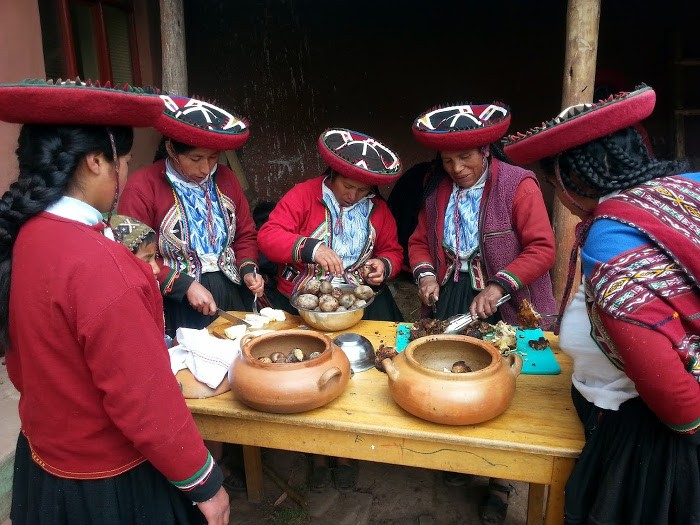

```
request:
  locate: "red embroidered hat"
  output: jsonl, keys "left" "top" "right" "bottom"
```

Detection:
{"left": 503, "top": 85, "right": 656, "bottom": 165}
{"left": 412, "top": 103, "right": 511, "bottom": 151}
{"left": 0, "top": 79, "right": 164, "bottom": 127}
{"left": 155, "top": 94, "right": 250, "bottom": 151}
{"left": 318, "top": 128, "right": 403, "bottom": 186}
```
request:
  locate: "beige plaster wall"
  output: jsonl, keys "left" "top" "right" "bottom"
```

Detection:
{"left": 0, "top": 1, "right": 45, "bottom": 194}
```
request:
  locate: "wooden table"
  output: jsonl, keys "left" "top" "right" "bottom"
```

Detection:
{"left": 187, "top": 314, "right": 584, "bottom": 525}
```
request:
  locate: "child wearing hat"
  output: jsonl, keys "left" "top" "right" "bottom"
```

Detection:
{"left": 257, "top": 128, "right": 405, "bottom": 492}
{"left": 505, "top": 85, "right": 700, "bottom": 524}
{"left": 408, "top": 103, "right": 556, "bottom": 524}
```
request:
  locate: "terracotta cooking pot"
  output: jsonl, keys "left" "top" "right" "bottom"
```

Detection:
{"left": 229, "top": 329, "right": 351, "bottom": 414}
{"left": 382, "top": 334, "right": 522, "bottom": 425}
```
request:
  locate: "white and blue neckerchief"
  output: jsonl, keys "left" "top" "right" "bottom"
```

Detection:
{"left": 443, "top": 169, "right": 487, "bottom": 273}
{"left": 46, "top": 195, "right": 104, "bottom": 225}
{"left": 166, "top": 159, "right": 226, "bottom": 273}
{"left": 321, "top": 180, "right": 373, "bottom": 272}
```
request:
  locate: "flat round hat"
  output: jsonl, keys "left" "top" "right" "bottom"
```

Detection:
{"left": 412, "top": 103, "right": 511, "bottom": 151}
{"left": 156, "top": 95, "right": 250, "bottom": 151}
{"left": 318, "top": 128, "right": 402, "bottom": 186}
{"left": 0, "top": 79, "right": 164, "bottom": 127}
{"left": 503, "top": 85, "right": 656, "bottom": 165}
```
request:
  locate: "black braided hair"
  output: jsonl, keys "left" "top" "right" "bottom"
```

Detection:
{"left": 557, "top": 126, "right": 689, "bottom": 198}
{"left": 153, "top": 136, "right": 198, "bottom": 162}
{"left": 422, "top": 141, "right": 511, "bottom": 204}
{"left": 0, "top": 124, "right": 133, "bottom": 354}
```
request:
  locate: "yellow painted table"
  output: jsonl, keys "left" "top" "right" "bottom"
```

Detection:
{"left": 187, "top": 314, "right": 584, "bottom": 525}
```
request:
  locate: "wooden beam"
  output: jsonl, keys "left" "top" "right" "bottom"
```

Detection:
{"left": 159, "top": 0, "right": 187, "bottom": 95}
{"left": 551, "top": 0, "right": 600, "bottom": 307}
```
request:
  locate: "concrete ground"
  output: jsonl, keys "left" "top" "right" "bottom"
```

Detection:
{"left": 0, "top": 274, "right": 531, "bottom": 524}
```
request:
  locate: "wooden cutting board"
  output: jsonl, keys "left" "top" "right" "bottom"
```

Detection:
{"left": 209, "top": 313, "right": 303, "bottom": 339}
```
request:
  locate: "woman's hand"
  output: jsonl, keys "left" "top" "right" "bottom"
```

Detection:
{"left": 470, "top": 283, "right": 506, "bottom": 320}
{"left": 196, "top": 487, "right": 230, "bottom": 524}
{"left": 313, "top": 244, "right": 344, "bottom": 277}
{"left": 186, "top": 281, "right": 217, "bottom": 316}
{"left": 418, "top": 275, "right": 440, "bottom": 306}
{"left": 243, "top": 270, "right": 265, "bottom": 296}
{"left": 362, "top": 258, "right": 385, "bottom": 286}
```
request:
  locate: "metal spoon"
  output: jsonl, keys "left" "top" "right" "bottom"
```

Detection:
{"left": 252, "top": 267, "right": 259, "bottom": 314}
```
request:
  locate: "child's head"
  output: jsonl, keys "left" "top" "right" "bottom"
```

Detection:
{"left": 109, "top": 215, "right": 159, "bottom": 276}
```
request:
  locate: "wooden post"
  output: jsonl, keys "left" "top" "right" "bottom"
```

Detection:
{"left": 551, "top": 0, "right": 601, "bottom": 307}
{"left": 159, "top": 0, "right": 187, "bottom": 95}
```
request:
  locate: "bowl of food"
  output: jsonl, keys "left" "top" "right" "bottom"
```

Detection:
{"left": 291, "top": 282, "right": 375, "bottom": 332}
{"left": 333, "top": 333, "right": 375, "bottom": 373}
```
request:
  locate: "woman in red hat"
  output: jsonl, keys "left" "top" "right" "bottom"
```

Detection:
{"left": 408, "top": 103, "right": 556, "bottom": 524}
{"left": 258, "top": 128, "right": 405, "bottom": 321}
{"left": 505, "top": 85, "right": 700, "bottom": 524}
{"left": 0, "top": 80, "right": 229, "bottom": 524}
{"left": 119, "top": 95, "right": 264, "bottom": 334}
{"left": 257, "top": 128, "right": 405, "bottom": 492}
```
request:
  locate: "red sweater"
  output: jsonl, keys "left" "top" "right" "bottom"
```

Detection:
{"left": 119, "top": 160, "right": 259, "bottom": 299}
{"left": 258, "top": 176, "right": 403, "bottom": 297}
{"left": 6, "top": 213, "right": 220, "bottom": 500}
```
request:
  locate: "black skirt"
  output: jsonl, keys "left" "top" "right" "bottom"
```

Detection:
{"left": 11, "top": 433, "right": 205, "bottom": 525}
{"left": 164, "top": 271, "right": 256, "bottom": 331}
{"left": 565, "top": 387, "right": 700, "bottom": 525}
{"left": 434, "top": 271, "right": 500, "bottom": 323}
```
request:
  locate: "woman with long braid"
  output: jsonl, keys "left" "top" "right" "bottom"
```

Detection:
{"left": 505, "top": 85, "right": 700, "bottom": 524}
{"left": 0, "top": 81, "right": 229, "bottom": 524}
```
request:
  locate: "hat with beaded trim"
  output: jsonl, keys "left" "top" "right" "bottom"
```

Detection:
{"left": 108, "top": 214, "right": 155, "bottom": 252}
{"left": 156, "top": 94, "right": 250, "bottom": 151}
{"left": 318, "top": 128, "right": 403, "bottom": 186}
{"left": 503, "top": 84, "right": 656, "bottom": 165}
{"left": 412, "top": 103, "right": 511, "bottom": 151}
{"left": 0, "top": 78, "right": 165, "bottom": 127}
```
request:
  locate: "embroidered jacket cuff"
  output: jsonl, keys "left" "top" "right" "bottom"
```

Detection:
{"left": 162, "top": 271, "right": 195, "bottom": 302}
{"left": 293, "top": 237, "right": 323, "bottom": 264}
{"left": 490, "top": 271, "right": 521, "bottom": 295}
{"left": 239, "top": 259, "right": 258, "bottom": 278}
{"left": 412, "top": 263, "right": 436, "bottom": 285}
{"left": 172, "top": 454, "right": 224, "bottom": 503}
{"left": 379, "top": 257, "right": 392, "bottom": 281}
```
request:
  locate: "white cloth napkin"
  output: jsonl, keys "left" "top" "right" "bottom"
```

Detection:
{"left": 168, "top": 328, "right": 241, "bottom": 389}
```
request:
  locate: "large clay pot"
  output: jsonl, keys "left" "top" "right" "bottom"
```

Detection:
{"left": 229, "top": 329, "right": 351, "bottom": 413}
{"left": 382, "top": 334, "right": 522, "bottom": 425}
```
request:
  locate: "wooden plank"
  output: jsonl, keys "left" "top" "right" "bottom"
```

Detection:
{"left": 527, "top": 483, "right": 546, "bottom": 525}
{"left": 242, "top": 445, "right": 264, "bottom": 502}
{"left": 544, "top": 456, "right": 575, "bottom": 525}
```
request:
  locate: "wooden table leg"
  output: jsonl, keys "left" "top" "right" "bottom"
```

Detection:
{"left": 526, "top": 483, "right": 546, "bottom": 525}
{"left": 544, "top": 457, "right": 576, "bottom": 525}
{"left": 242, "top": 445, "right": 264, "bottom": 502}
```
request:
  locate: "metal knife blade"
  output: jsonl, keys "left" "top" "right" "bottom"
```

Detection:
{"left": 216, "top": 308, "right": 251, "bottom": 326}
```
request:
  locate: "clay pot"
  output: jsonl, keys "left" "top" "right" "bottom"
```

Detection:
{"left": 382, "top": 334, "right": 522, "bottom": 425}
{"left": 229, "top": 329, "right": 351, "bottom": 413}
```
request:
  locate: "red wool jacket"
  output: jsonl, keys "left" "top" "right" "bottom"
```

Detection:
{"left": 6, "top": 213, "right": 219, "bottom": 499}
{"left": 119, "top": 159, "right": 259, "bottom": 299}
{"left": 258, "top": 176, "right": 403, "bottom": 297}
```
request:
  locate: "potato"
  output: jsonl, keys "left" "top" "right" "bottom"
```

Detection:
{"left": 353, "top": 285, "right": 374, "bottom": 300}
{"left": 339, "top": 293, "right": 355, "bottom": 308}
{"left": 319, "top": 295, "right": 339, "bottom": 312}
{"left": 353, "top": 299, "right": 367, "bottom": 308}
{"left": 319, "top": 281, "right": 334, "bottom": 295}
{"left": 336, "top": 306, "right": 347, "bottom": 311}
{"left": 302, "top": 280, "right": 321, "bottom": 295}
{"left": 296, "top": 293, "right": 319, "bottom": 310}
{"left": 331, "top": 287, "right": 343, "bottom": 299}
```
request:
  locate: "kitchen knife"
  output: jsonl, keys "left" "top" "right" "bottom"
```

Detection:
{"left": 216, "top": 308, "right": 251, "bottom": 326}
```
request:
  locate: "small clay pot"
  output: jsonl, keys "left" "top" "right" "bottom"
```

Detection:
{"left": 229, "top": 330, "right": 351, "bottom": 414}
{"left": 382, "top": 334, "right": 522, "bottom": 425}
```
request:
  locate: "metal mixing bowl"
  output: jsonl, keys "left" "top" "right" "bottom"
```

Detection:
{"left": 291, "top": 284, "right": 375, "bottom": 332}
{"left": 333, "top": 333, "right": 376, "bottom": 373}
